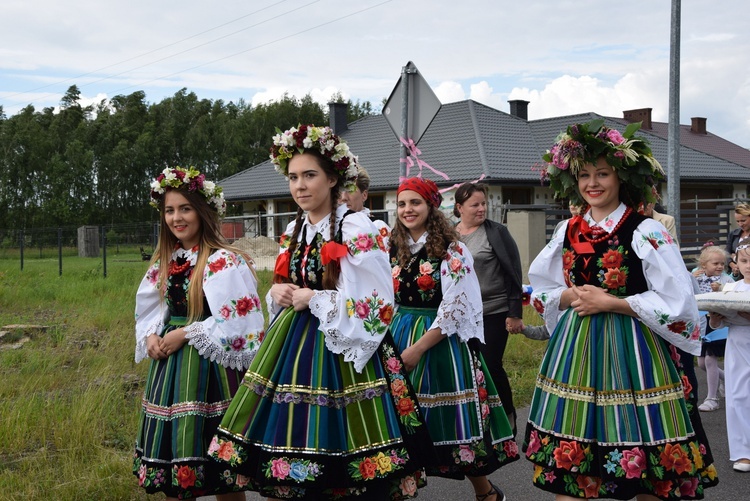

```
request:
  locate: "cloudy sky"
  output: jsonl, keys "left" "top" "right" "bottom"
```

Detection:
{"left": 2, "top": 0, "right": 748, "bottom": 147}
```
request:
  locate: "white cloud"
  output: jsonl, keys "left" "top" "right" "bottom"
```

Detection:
{"left": 433, "top": 81, "right": 465, "bottom": 104}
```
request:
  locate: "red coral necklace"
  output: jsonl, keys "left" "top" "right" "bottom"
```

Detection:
{"left": 581, "top": 207, "right": 632, "bottom": 244}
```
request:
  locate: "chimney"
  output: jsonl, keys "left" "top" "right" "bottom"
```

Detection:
{"left": 691, "top": 117, "right": 707, "bottom": 135}
{"left": 328, "top": 102, "right": 348, "bottom": 134}
{"left": 623, "top": 108, "right": 652, "bottom": 129}
{"left": 508, "top": 99, "right": 529, "bottom": 120}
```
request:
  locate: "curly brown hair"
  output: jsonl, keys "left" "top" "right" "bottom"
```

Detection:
{"left": 390, "top": 204, "right": 459, "bottom": 267}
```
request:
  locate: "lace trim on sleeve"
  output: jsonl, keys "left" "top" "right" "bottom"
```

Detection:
{"left": 184, "top": 322, "right": 256, "bottom": 370}
{"left": 135, "top": 318, "right": 163, "bottom": 363}
{"left": 433, "top": 289, "right": 483, "bottom": 343}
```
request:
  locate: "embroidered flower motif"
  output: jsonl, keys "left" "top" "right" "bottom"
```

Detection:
{"left": 575, "top": 475, "right": 602, "bottom": 498}
{"left": 619, "top": 447, "right": 646, "bottom": 479}
{"left": 668, "top": 320, "right": 688, "bottom": 334}
{"left": 599, "top": 249, "right": 623, "bottom": 269}
{"left": 208, "top": 257, "right": 227, "bottom": 274}
{"left": 416, "top": 274, "right": 435, "bottom": 291}
{"left": 345, "top": 290, "right": 393, "bottom": 335}
{"left": 659, "top": 443, "right": 693, "bottom": 474}
{"left": 174, "top": 465, "right": 197, "bottom": 489}
{"left": 681, "top": 375, "right": 693, "bottom": 399}
{"left": 526, "top": 430, "right": 542, "bottom": 456}
{"left": 348, "top": 448, "right": 409, "bottom": 481}
{"left": 264, "top": 457, "right": 322, "bottom": 483}
{"left": 399, "top": 474, "right": 418, "bottom": 496}
{"left": 553, "top": 440, "right": 586, "bottom": 471}
{"left": 533, "top": 297, "right": 545, "bottom": 315}
{"left": 603, "top": 268, "right": 627, "bottom": 289}
{"left": 562, "top": 250, "right": 576, "bottom": 270}
{"left": 418, "top": 261, "right": 434, "bottom": 275}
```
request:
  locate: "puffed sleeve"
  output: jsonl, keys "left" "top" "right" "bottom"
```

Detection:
{"left": 183, "top": 249, "right": 266, "bottom": 370}
{"left": 625, "top": 219, "right": 702, "bottom": 355}
{"left": 428, "top": 241, "right": 484, "bottom": 342}
{"left": 308, "top": 211, "right": 394, "bottom": 373}
{"left": 528, "top": 221, "right": 569, "bottom": 334}
{"left": 134, "top": 261, "right": 166, "bottom": 363}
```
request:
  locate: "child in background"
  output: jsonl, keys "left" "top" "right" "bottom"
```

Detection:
{"left": 707, "top": 243, "right": 750, "bottom": 472}
{"left": 693, "top": 243, "right": 734, "bottom": 412}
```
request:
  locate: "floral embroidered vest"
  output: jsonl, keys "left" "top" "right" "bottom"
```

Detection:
{"left": 563, "top": 211, "right": 648, "bottom": 297}
{"left": 391, "top": 245, "right": 443, "bottom": 308}
{"left": 288, "top": 214, "right": 349, "bottom": 291}
{"left": 166, "top": 254, "right": 210, "bottom": 317}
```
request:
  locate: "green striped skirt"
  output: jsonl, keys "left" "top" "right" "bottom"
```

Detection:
{"left": 524, "top": 309, "right": 718, "bottom": 499}
{"left": 390, "top": 306, "right": 519, "bottom": 479}
{"left": 133, "top": 317, "right": 247, "bottom": 499}
{"left": 211, "top": 307, "right": 433, "bottom": 500}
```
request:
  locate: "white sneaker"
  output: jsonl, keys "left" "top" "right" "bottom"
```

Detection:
{"left": 698, "top": 398, "right": 720, "bottom": 412}
{"left": 719, "top": 380, "right": 725, "bottom": 398}
{"left": 733, "top": 460, "right": 750, "bottom": 472}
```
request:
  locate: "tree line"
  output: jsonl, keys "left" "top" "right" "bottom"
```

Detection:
{"left": 0, "top": 85, "right": 376, "bottom": 232}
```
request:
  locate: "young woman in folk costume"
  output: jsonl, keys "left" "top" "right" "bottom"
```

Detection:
{"left": 210, "top": 125, "right": 433, "bottom": 500}
{"left": 133, "top": 166, "right": 264, "bottom": 500}
{"left": 389, "top": 177, "right": 518, "bottom": 501}
{"left": 526, "top": 120, "right": 718, "bottom": 500}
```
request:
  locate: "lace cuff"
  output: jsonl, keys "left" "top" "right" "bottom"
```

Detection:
{"left": 134, "top": 319, "right": 163, "bottom": 363}
{"left": 432, "top": 290, "right": 483, "bottom": 343}
{"left": 184, "top": 322, "right": 256, "bottom": 370}
{"left": 310, "top": 290, "right": 380, "bottom": 373}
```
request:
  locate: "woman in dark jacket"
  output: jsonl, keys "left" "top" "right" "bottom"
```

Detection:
{"left": 454, "top": 182, "right": 524, "bottom": 434}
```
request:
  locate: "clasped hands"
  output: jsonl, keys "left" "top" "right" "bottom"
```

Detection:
{"left": 567, "top": 284, "right": 616, "bottom": 316}
{"left": 146, "top": 328, "right": 187, "bottom": 360}
{"left": 270, "top": 283, "right": 315, "bottom": 311}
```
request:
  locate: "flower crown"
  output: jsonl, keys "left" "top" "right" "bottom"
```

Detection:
{"left": 541, "top": 119, "right": 665, "bottom": 207}
{"left": 149, "top": 166, "right": 226, "bottom": 216}
{"left": 270, "top": 124, "right": 359, "bottom": 192}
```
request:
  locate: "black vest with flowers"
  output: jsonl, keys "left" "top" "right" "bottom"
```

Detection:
{"left": 562, "top": 211, "right": 648, "bottom": 297}
{"left": 390, "top": 246, "right": 444, "bottom": 308}
{"left": 287, "top": 214, "right": 349, "bottom": 291}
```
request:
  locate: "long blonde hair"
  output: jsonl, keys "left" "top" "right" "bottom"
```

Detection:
{"left": 152, "top": 188, "right": 253, "bottom": 323}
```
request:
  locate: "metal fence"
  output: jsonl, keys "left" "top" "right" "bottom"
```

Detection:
{"left": 0, "top": 199, "right": 744, "bottom": 275}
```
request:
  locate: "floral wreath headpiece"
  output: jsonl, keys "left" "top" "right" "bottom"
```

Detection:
{"left": 149, "top": 166, "right": 226, "bottom": 216}
{"left": 541, "top": 119, "right": 665, "bottom": 207}
{"left": 270, "top": 124, "right": 359, "bottom": 192}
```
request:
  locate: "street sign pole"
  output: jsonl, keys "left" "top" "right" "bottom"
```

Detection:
{"left": 399, "top": 64, "right": 416, "bottom": 180}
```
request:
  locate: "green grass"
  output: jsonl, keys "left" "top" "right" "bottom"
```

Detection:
{"left": 0, "top": 255, "right": 546, "bottom": 499}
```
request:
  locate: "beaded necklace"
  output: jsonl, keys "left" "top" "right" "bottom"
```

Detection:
{"left": 581, "top": 207, "right": 633, "bottom": 244}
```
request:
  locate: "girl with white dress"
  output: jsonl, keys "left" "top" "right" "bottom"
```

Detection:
{"left": 708, "top": 244, "right": 750, "bottom": 472}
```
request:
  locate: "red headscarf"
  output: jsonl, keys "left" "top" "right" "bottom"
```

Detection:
{"left": 397, "top": 177, "right": 443, "bottom": 208}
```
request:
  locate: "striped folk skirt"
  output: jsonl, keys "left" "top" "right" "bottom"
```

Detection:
{"left": 524, "top": 309, "right": 718, "bottom": 499}
{"left": 390, "top": 306, "right": 519, "bottom": 479}
{"left": 133, "top": 317, "right": 247, "bottom": 499}
{"left": 211, "top": 307, "right": 434, "bottom": 500}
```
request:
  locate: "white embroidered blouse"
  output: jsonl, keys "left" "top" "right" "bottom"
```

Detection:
{"left": 134, "top": 247, "right": 265, "bottom": 370}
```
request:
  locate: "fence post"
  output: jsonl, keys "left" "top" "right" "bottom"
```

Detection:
{"left": 101, "top": 225, "right": 107, "bottom": 278}
{"left": 19, "top": 229, "right": 24, "bottom": 271}
{"left": 58, "top": 227, "right": 63, "bottom": 276}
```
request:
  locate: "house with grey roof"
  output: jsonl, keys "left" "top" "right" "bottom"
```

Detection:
{"left": 219, "top": 100, "right": 750, "bottom": 267}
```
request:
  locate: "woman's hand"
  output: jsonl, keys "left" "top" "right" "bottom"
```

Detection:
{"left": 160, "top": 328, "right": 187, "bottom": 356}
{"left": 506, "top": 317, "right": 524, "bottom": 334}
{"left": 146, "top": 334, "right": 167, "bottom": 360}
{"left": 692, "top": 269, "right": 705, "bottom": 277}
{"left": 570, "top": 285, "right": 623, "bottom": 316}
{"left": 270, "top": 283, "right": 300, "bottom": 308}
{"left": 400, "top": 344, "right": 424, "bottom": 372}
{"left": 291, "top": 288, "right": 316, "bottom": 311}
{"left": 708, "top": 312, "right": 725, "bottom": 329}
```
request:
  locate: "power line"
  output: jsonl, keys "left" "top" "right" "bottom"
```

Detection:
{"left": 109, "top": 0, "right": 393, "bottom": 95}
{"left": 2, "top": 0, "right": 295, "bottom": 102}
